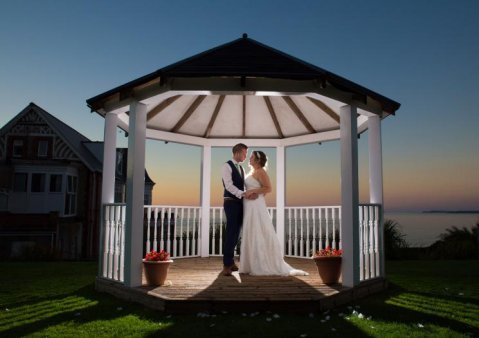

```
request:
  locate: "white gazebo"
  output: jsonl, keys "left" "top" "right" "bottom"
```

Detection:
{"left": 87, "top": 34, "right": 400, "bottom": 291}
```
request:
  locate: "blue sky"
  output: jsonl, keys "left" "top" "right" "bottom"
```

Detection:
{"left": 1, "top": 0, "right": 478, "bottom": 211}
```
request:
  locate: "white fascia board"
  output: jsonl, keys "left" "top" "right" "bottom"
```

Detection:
{"left": 206, "top": 138, "right": 283, "bottom": 147}
{"left": 282, "top": 130, "right": 340, "bottom": 146}
{"left": 167, "top": 77, "right": 321, "bottom": 96}
{"left": 102, "top": 85, "right": 172, "bottom": 114}
{"left": 146, "top": 129, "right": 207, "bottom": 146}
{"left": 145, "top": 129, "right": 348, "bottom": 148}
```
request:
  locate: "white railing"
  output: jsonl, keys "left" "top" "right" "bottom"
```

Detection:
{"left": 144, "top": 206, "right": 201, "bottom": 258}
{"left": 100, "top": 203, "right": 125, "bottom": 282}
{"left": 359, "top": 204, "right": 382, "bottom": 281}
{"left": 99, "top": 203, "right": 382, "bottom": 283}
{"left": 285, "top": 206, "right": 341, "bottom": 258}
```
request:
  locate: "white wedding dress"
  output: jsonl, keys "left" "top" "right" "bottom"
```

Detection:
{"left": 239, "top": 174, "right": 308, "bottom": 276}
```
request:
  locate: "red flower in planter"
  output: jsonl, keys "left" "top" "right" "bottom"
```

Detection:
{"left": 313, "top": 246, "right": 343, "bottom": 258}
{"left": 144, "top": 249, "right": 170, "bottom": 262}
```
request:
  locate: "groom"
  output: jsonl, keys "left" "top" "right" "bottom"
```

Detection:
{"left": 221, "top": 143, "right": 256, "bottom": 276}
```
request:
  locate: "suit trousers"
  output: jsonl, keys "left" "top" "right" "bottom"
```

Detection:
{"left": 223, "top": 199, "right": 243, "bottom": 267}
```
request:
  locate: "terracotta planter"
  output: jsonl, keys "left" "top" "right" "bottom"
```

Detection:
{"left": 313, "top": 256, "right": 342, "bottom": 285}
{"left": 143, "top": 260, "right": 173, "bottom": 286}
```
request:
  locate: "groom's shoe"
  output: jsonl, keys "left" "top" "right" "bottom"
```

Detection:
{"left": 230, "top": 263, "right": 239, "bottom": 272}
{"left": 222, "top": 266, "right": 232, "bottom": 276}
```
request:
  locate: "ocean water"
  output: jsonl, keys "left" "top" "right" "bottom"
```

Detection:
{"left": 384, "top": 212, "right": 479, "bottom": 247}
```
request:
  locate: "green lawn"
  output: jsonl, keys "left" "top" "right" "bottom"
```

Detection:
{"left": 0, "top": 260, "right": 478, "bottom": 337}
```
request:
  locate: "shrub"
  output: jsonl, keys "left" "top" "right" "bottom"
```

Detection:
{"left": 427, "top": 224, "right": 479, "bottom": 259}
{"left": 383, "top": 219, "right": 408, "bottom": 260}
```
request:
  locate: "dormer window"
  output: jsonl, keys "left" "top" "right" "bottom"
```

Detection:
{"left": 13, "top": 140, "right": 23, "bottom": 158}
{"left": 38, "top": 140, "right": 48, "bottom": 157}
{"left": 31, "top": 173, "right": 46, "bottom": 192}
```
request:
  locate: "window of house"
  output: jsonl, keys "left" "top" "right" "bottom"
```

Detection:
{"left": 13, "top": 173, "right": 28, "bottom": 192}
{"left": 49, "top": 174, "right": 62, "bottom": 192}
{"left": 0, "top": 191, "right": 7, "bottom": 211}
{"left": 13, "top": 140, "right": 24, "bottom": 157}
{"left": 31, "top": 173, "right": 46, "bottom": 192}
{"left": 37, "top": 140, "right": 48, "bottom": 157}
{"left": 64, "top": 175, "right": 77, "bottom": 215}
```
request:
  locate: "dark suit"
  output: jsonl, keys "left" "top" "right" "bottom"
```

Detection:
{"left": 222, "top": 160, "right": 245, "bottom": 267}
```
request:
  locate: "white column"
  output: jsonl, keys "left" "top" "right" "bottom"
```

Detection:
{"left": 368, "top": 116, "right": 383, "bottom": 204}
{"left": 368, "top": 115, "right": 385, "bottom": 276}
{"left": 340, "top": 105, "right": 360, "bottom": 287}
{"left": 276, "top": 145, "right": 285, "bottom": 254}
{"left": 101, "top": 112, "right": 118, "bottom": 204}
{"left": 200, "top": 144, "right": 212, "bottom": 257}
{"left": 124, "top": 101, "right": 147, "bottom": 287}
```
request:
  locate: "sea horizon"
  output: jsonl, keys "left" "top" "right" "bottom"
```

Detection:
{"left": 384, "top": 211, "right": 479, "bottom": 247}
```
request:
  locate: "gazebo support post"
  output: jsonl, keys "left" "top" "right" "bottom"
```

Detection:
{"left": 368, "top": 115, "right": 385, "bottom": 277}
{"left": 200, "top": 144, "right": 212, "bottom": 257}
{"left": 276, "top": 145, "right": 286, "bottom": 254}
{"left": 124, "top": 101, "right": 147, "bottom": 287}
{"left": 99, "top": 112, "right": 118, "bottom": 276}
{"left": 340, "top": 105, "right": 360, "bottom": 287}
{"left": 101, "top": 112, "right": 118, "bottom": 204}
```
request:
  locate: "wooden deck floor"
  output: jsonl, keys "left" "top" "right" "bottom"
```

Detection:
{"left": 96, "top": 257, "right": 387, "bottom": 313}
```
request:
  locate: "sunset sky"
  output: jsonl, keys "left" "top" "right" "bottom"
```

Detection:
{"left": 1, "top": 0, "right": 478, "bottom": 211}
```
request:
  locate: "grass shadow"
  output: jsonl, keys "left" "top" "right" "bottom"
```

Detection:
{"left": 350, "top": 282, "right": 479, "bottom": 336}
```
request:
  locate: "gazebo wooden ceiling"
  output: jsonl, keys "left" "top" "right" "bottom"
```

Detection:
{"left": 87, "top": 34, "right": 400, "bottom": 141}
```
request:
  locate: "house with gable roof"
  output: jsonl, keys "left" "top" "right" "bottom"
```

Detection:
{"left": 0, "top": 103, "right": 155, "bottom": 259}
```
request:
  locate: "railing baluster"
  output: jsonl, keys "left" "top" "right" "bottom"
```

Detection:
{"left": 119, "top": 205, "right": 125, "bottom": 282}
{"left": 311, "top": 208, "right": 316, "bottom": 255}
{"left": 212, "top": 208, "right": 216, "bottom": 255}
{"left": 306, "top": 208, "right": 310, "bottom": 257}
{"left": 219, "top": 208, "right": 224, "bottom": 256}
{"left": 363, "top": 206, "right": 371, "bottom": 279}
{"left": 331, "top": 208, "right": 338, "bottom": 249}
{"left": 326, "top": 208, "right": 331, "bottom": 249}
{"left": 174, "top": 208, "right": 179, "bottom": 257}
{"left": 367, "top": 205, "right": 373, "bottom": 278}
{"left": 102, "top": 205, "right": 110, "bottom": 278}
{"left": 366, "top": 205, "right": 372, "bottom": 278}
{"left": 179, "top": 208, "right": 184, "bottom": 257}
{"left": 113, "top": 205, "right": 120, "bottom": 280}
{"left": 107, "top": 206, "right": 115, "bottom": 279}
{"left": 359, "top": 205, "right": 364, "bottom": 281}
{"left": 293, "top": 208, "right": 298, "bottom": 256}
{"left": 153, "top": 207, "right": 158, "bottom": 252}
{"left": 374, "top": 205, "right": 380, "bottom": 277}
{"left": 166, "top": 207, "right": 171, "bottom": 253}
{"left": 287, "top": 208, "right": 292, "bottom": 255}
{"left": 192, "top": 208, "right": 197, "bottom": 256}
{"left": 186, "top": 208, "right": 191, "bottom": 256}
{"left": 299, "top": 208, "right": 304, "bottom": 257}
{"left": 146, "top": 206, "right": 151, "bottom": 253}
{"left": 319, "top": 208, "right": 323, "bottom": 251}
{"left": 159, "top": 207, "right": 165, "bottom": 251}
{"left": 338, "top": 206, "right": 342, "bottom": 250}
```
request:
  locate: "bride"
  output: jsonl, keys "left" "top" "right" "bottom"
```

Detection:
{"left": 239, "top": 150, "right": 308, "bottom": 276}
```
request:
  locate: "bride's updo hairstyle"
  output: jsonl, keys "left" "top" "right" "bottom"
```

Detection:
{"left": 253, "top": 151, "right": 268, "bottom": 168}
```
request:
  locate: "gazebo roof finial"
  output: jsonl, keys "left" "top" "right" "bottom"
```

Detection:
{"left": 242, "top": 33, "right": 248, "bottom": 39}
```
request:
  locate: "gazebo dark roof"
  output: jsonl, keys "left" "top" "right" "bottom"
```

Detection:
{"left": 87, "top": 35, "right": 400, "bottom": 115}
{"left": 160, "top": 34, "right": 326, "bottom": 79}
